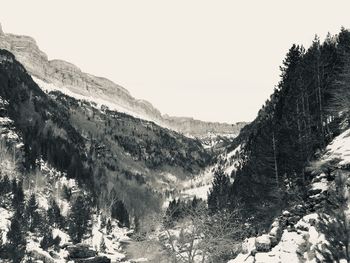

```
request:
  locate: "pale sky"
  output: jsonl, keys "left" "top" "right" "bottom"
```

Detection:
{"left": 1, "top": 1, "right": 350, "bottom": 123}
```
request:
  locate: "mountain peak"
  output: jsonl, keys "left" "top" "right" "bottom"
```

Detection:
{"left": 0, "top": 23, "right": 3, "bottom": 35}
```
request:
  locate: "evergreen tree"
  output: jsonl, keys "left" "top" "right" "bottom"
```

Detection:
{"left": 25, "top": 193, "right": 40, "bottom": 232}
{"left": 111, "top": 200, "right": 130, "bottom": 228}
{"left": 47, "top": 199, "right": 63, "bottom": 228}
{"left": 207, "top": 168, "right": 231, "bottom": 214}
{"left": 40, "top": 227, "right": 61, "bottom": 251}
{"left": 12, "top": 180, "right": 24, "bottom": 210}
{"left": 6, "top": 209, "right": 26, "bottom": 262}
{"left": 68, "top": 195, "right": 91, "bottom": 243}
{"left": 0, "top": 174, "right": 10, "bottom": 196}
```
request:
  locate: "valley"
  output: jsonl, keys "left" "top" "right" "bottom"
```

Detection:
{"left": 1, "top": 20, "right": 350, "bottom": 263}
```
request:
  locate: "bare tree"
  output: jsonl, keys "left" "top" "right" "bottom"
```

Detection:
{"left": 159, "top": 203, "right": 243, "bottom": 263}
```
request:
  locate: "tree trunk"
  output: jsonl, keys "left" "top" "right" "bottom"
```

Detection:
{"left": 272, "top": 132, "right": 279, "bottom": 187}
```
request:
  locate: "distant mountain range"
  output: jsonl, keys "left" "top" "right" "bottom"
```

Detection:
{"left": 0, "top": 23, "right": 246, "bottom": 138}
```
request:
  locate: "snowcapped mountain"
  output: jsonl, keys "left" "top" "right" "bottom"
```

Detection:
{"left": 0, "top": 23, "right": 245, "bottom": 138}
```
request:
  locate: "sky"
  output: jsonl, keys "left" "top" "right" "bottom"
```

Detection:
{"left": 1, "top": 1, "right": 350, "bottom": 123}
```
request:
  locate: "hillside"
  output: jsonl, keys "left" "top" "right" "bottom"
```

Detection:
{"left": 0, "top": 23, "right": 245, "bottom": 138}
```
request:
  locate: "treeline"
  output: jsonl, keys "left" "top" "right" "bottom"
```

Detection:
{"left": 0, "top": 50, "right": 91, "bottom": 186}
{"left": 0, "top": 173, "right": 130, "bottom": 262}
{"left": 208, "top": 28, "right": 350, "bottom": 230}
{"left": 0, "top": 49, "right": 212, "bottom": 224}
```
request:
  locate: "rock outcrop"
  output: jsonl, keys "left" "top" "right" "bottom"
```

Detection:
{"left": 0, "top": 23, "right": 246, "bottom": 138}
{"left": 67, "top": 244, "right": 97, "bottom": 259}
{"left": 65, "top": 244, "right": 112, "bottom": 262}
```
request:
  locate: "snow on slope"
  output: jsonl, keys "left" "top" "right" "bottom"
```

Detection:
{"left": 178, "top": 144, "right": 242, "bottom": 201}
{"left": 324, "top": 128, "right": 350, "bottom": 166}
{"left": 0, "top": 117, "right": 130, "bottom": 262}
{"left": 33, "top": 76, "right": 156, "bottom": 123}
{"left": 227, "top": 128, "right": 350, "bottom": 263}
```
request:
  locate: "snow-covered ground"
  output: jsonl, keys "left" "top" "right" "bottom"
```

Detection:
{"left": 324, "top": 128, "right": 350, "bottom": 166}
{"left": 33, "top": 76, "right": 161, "bottom": 126}
{"left": 177, "top": 144, "right": 242, "bottom": 201}
{"left": 227, "top": 128, "right": 350, "bottom": 263}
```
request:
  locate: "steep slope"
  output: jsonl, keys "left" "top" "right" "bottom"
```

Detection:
{"left": 0, "top": 48, "right": 212, "bottom": 218}
{"left": 228, "top": 125, "right": 350, "bottom": 263}
{"left": 0, "top": 23, "right": 245, "bottom": 138}
{"left": 0, "top": 48, "right": 215, "bottom": 262}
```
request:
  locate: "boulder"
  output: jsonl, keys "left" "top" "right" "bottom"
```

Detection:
{"left": 288, "top": 215, "right": 301, "bottom": 225}
{"left": 269, "top": 226, "right": 282, "bottom": 246}
{"left": 308, "top": 188, "right": 322, "bottom": 196}
{"left": 67, "top": 243, "right": 97, "bottom": 259}
{"left": 255, "top": 234, "right": 271, "bottom": 252}
{"left": 269, "top": 226, "right": 280, "bottom": 237}
{"left": 49, "top": 251, "right": 61, "bottom": 260}
{"left": 282, "top": 210, "right": 290, "bottom": 217}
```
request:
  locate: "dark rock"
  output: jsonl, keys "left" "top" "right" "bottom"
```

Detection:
{"left": 49, "top": 251, "right": 61, "bottom": 259}
{"left": 67, "top": 243, "right": 97, "bottom": 259}
{"left": 61, "top": 242, "right": 74, "bottom": 249}
{"left": 308, "top": 188, "right": 322, "bottom": 196}
{"left": 255, "top": 235, "right": 271, "bottom": 252}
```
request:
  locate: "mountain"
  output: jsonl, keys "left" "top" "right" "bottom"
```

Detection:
{"left": 3, "top": 21, "right": 350, "bottom": 263}
{"left": 0, "top": 47, "right": 214, "bottom": 261}
{"left": 0, "top": 23, "right": 246, "bottom": 138}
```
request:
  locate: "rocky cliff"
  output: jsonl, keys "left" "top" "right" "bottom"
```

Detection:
{"left": 0, "top": 23, "right": 245, "bottom": 137}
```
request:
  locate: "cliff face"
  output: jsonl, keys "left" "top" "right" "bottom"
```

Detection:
{"left": 0, "top": 23, "right": 246, "bottom": 137}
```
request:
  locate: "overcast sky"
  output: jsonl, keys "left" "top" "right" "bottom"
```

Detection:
{"left": 1, "top": 1, "right": 350, "bottom": 123}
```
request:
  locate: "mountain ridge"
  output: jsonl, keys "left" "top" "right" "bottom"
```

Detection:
{"left": 0, "top": 23, "right": 246, "bottom": 138}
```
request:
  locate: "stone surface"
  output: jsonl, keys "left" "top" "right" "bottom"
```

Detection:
{"left": 255, "top": 234, "right": 271, "bottom": 252}
{"left": 241, "top": 237, "right": 256, "bottom": 254}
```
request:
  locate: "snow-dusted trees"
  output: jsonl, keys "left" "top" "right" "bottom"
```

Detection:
{"left": 68, "top": 195, "right": 92, "bottom": 243}
{"left": 47, "top": 198, "right": 64, "bottom": 228}
{"left": 207, "top": 168, "right": 231, "bottom": 214}
{"left": 6, "top": 209, "right": 26, "bottom": 262}
{"left": 25, "top": 193, "right": 41, "bottom": 232}
{"left": 161, "top": 200, "right": 244, "bottom": 263}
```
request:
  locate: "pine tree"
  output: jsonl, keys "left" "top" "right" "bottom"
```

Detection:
{"left": 26, "top": 193, "right": 40, "bottom": 232}
{"left": 47, "top": 199, "right": 63, "bottom": 228}
{"left": 207, "top": 168, "right": 231, "bottom": 214}
{"left": 12, "top": 180, "right": 24, "bottom": 210}
{"left": 0, "top": 174, "right": 10, "bottom": 196}
{"left": 6, "top": 209, "right": 26, "bottom": 262}
{"left": 40, "top": 226, "right": 61, "bottom": 251}
{"left": 111, "top": 200, "right": 130, "bottom": 228}
{"left": 68, "top": 195, "right": 92, "bottom": 243}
